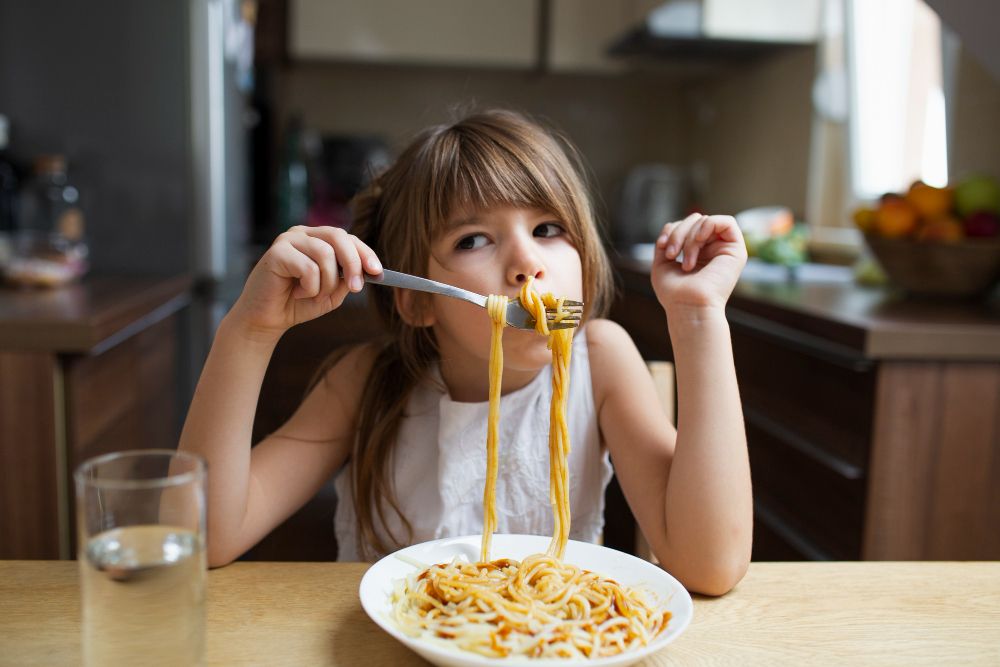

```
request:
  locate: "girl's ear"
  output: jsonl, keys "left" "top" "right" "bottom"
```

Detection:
{"left": 394, "top": 288, "right": 436, "bottom": 327}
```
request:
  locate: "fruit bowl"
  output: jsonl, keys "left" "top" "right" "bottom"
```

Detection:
{"left": 863, "top": 234, "right": 1000, "bottom": 298}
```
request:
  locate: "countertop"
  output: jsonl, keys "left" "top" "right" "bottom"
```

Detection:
{"left": 615, "top": 253, "right": 1000, "bottom": 360}
{"left": 0, "top": 274, "right": 193, "bottom": 354}
{"left": 2, "top": 560, "right": 998, "bottom": 665}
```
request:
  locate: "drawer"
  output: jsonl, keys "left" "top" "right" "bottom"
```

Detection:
{"left": 732, "top": 319, "right": 876, "bottom": 472}
{"left": 747, "top": 420, "right": 866, "bottom": 560}
{"left": 752, "top": 500, "right": 816, "bottom": 561}
{"left": 65, "top": 317, "right": 179, "bottom": 461}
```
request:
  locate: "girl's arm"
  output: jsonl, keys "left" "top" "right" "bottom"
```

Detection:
{"left": 594, "top": 213, "right": 751, "bottom": 596}
{"left": 178, "top": 225, "right": 382, "bottom": 566}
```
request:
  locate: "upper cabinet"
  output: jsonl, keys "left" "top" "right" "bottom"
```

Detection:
{"left": 288, "top": 0, "right": 819, "bottom": 73}
{"left": 290, "top": 0, "right": 538, "bottom": 68}
{"left": 548, "top": 0, "right": 662, "bottom": 73}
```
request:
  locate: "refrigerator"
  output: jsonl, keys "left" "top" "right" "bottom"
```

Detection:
{"left": 0, "top": 0, "right": 254, "bottom": 411}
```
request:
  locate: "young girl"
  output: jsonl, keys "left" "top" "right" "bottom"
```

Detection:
{"left": 178, "top": 109, "right": 752, "bottom": 596}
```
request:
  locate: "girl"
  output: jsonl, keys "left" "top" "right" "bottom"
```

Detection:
{"left": 178, "top": 109, "right": 752, "bottom": 596}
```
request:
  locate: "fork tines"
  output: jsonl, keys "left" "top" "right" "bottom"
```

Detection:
{"left": 543, "top": 303, "right": 583, "bottom": 330}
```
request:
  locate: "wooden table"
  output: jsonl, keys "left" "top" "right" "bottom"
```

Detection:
{"left": 2, "top": 560, "right": 999, "bottom": 665}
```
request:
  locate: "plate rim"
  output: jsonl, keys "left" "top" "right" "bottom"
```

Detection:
{"left": 358, "top": 533, "right": 694, "bottom": 666}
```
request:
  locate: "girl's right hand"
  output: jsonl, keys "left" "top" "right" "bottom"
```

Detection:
{"left": 229, "top": 225, "right": 382, "bottom": 341}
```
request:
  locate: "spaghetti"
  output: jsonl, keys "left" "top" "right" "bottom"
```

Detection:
{"left": 481, "top": 294, "right": 509, "bottom": 562}
{"left": 391, "top": 553, "right": 671, "bottom": 659}
{"left": 391, "top": 279, "right": 671, "bottom": 659}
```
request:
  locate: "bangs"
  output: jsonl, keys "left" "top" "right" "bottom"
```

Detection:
{"left": 423, "top": 121, "right": 582, "bottom": 238}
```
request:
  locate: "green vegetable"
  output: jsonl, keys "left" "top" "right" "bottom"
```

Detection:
{"left": 756, "top": 225, "right": 808, "bottom": 267}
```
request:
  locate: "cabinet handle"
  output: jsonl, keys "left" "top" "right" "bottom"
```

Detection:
{"left": 755, "top": 498, "right": 835, "bottom": 561}
{"left": 745, "top": 407, "right": 865, "bottom": 481}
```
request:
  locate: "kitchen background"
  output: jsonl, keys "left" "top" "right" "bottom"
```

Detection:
{"left": 1, "top": 0, "right": 999, "bottom": 563}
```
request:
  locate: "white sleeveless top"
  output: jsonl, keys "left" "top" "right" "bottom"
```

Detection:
{"left": 333, "top": 327, "right": 612, "bottom": 561}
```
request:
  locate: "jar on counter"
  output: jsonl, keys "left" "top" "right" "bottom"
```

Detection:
{"left": 2, "top": 155, "right": 89, "bottom": 288}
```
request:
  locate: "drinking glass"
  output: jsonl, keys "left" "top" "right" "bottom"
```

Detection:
{"left": 75, "top": 449, "right": 207, "bottom": 667}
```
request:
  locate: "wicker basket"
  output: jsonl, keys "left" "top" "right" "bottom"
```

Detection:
{"left": 863, "top": 235, "right": 1000, "bottom": 297}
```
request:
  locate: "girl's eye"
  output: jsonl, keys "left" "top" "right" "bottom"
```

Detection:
{"left": 534, "top": 222, "right": 565, "bottom": 238}
{"left": 456, "top": 233, "right": 488, "bottom": 251}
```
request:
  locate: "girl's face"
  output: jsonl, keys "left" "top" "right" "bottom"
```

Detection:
{"left": 424, "top": 205, "right": 584, "bottom": 398}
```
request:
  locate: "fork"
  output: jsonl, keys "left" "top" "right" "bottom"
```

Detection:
{"left": 364, "top": 269, "right": 582, "bottom": 330}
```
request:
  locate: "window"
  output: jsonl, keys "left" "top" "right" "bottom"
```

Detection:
{"left": 807, "top": 0, "right": 950, "bottom": 240}
{"left": 846, "top": 0, "right": 948, "bottom": 200}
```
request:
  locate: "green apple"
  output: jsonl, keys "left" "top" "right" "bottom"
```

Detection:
{"left": 954, "top": 174, "right": 1000, "bottom": 216}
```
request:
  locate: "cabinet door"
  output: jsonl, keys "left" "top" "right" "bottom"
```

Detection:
{"left": 290, "top": 0, "right": 537, "bottom": 68}
{"left": 549, "top": 0, "right": 657, "bottom": 73}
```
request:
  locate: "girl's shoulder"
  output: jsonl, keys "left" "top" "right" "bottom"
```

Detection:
{"left": 583, "top": 318, "right": 638, "bottom": 359}
{"left": 583, "top": 318, "right": 645, "bottom": 401}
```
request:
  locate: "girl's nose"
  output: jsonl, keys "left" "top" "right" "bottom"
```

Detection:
{"left": 513, "top": 267, "right": 543, "bottom": 284}
{"left": 508, "top": 245, "right": 545, "bottom": 285}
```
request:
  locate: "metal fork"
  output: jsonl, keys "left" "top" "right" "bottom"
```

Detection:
{"left": 364, "top": 269, "right": 582, "bottom": 330}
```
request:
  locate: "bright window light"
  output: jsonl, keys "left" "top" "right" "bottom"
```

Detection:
{"left": 922, "top": 86, "right": 948, "bottom": 187}
{"left": 847, "top": 0, "right": 947, "bottom": 200}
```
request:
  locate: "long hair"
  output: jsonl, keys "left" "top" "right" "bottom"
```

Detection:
{"left": 342, "top": 109, "right": 614, "bottom": 559}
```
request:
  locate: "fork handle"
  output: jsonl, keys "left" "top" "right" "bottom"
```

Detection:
{"left": 365, "top": 269, "right": 487, "bottom": 307}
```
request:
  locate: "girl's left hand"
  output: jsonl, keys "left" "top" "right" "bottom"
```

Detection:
{"left": 651, "top": 213, "right": 748, "bottom": 313}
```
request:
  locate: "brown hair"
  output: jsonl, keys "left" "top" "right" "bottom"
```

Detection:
{"left": 343, "top": 109, "right": 614, "bottom": 558}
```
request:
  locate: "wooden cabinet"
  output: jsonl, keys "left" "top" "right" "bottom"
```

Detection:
{"left": 289, "top": 0, "right": 664, "bottom": 73}
{"left": 290, "top": 0, "right": 538, "bottom": 68}
{"left": 548, "top": 0, "right": 656, "bottom": 73}
{"left": 0, "top": 276, "right": 191, "bottom": 559}
{"left": 612, "top": 258, "right": 1000, "bottom": 562}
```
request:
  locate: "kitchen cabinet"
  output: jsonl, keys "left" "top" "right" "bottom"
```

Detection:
{"left": 548, "top": 0, "right": 659, "bottom": 73}
{"left": 290, "top": 0, "right": 538, "bottom": 68}
{"left": 609, "top": 0, "right": 819, "bottom": 63}
{"left": 289, "top": 0, "right": 665, "bottom": 74}
{"left": 0, "top": 275, "right": 192, "bottom": 559}
{"left": 612, "top": 256, "right": 1000, "bottom": 561}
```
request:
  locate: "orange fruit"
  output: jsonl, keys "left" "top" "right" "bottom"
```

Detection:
{"left": 915, "top": 215, "right": 964, "bottom": 242}
{"left": 905, "top": 181, "right": 953, "bottom": 219}
{"left": 875, "top": 198, "right": 918, "bottom": 238}
{"left": 852, "top": 207, "right": 877, "bottom": 233}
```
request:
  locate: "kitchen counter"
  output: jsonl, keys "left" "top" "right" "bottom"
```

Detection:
{"left": 0, "top": 274, "right": 193, "bottom": 559}
{"left": 0, "top": 274, "right": 192, "bottom": 354}
{"left": 610, "top": 254, "right": 1000, "bottom": 562}
{"left": 3, "top": 560, "right": 998, "bottom": 665}
{"left": 615, "top": 255, "right": 1000, "bottom": 360}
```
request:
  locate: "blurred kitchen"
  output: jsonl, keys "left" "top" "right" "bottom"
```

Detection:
{"left": 1, "top": 0, "right": 999, "bottom": 564}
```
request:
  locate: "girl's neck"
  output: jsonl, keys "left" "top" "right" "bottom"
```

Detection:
{"left": 437, "top": 357, "right": 541, "bottom": 403}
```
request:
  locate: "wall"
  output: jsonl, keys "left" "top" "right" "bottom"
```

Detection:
{"left": 950, "top": 49, "right": 1000, "bottom": 181}
{"left": 0, "top": 0, "right": 193, "bottom": 274}
{"left": 926, "top": 0, "right": 1000, "bottom": 83}
{"left": 274, "top": 63, "right": 689, "bottom": 231}
{"left": 684, "top": 47, "right": 817, "bottom": 218}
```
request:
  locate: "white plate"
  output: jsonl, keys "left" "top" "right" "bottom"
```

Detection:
{"left": 359, "top": 534, "right": 693, "bottom": 667}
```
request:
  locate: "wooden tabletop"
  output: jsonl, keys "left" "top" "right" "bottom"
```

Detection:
{"left": 2, "top": 560, "right": 999, "bottom": 665}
